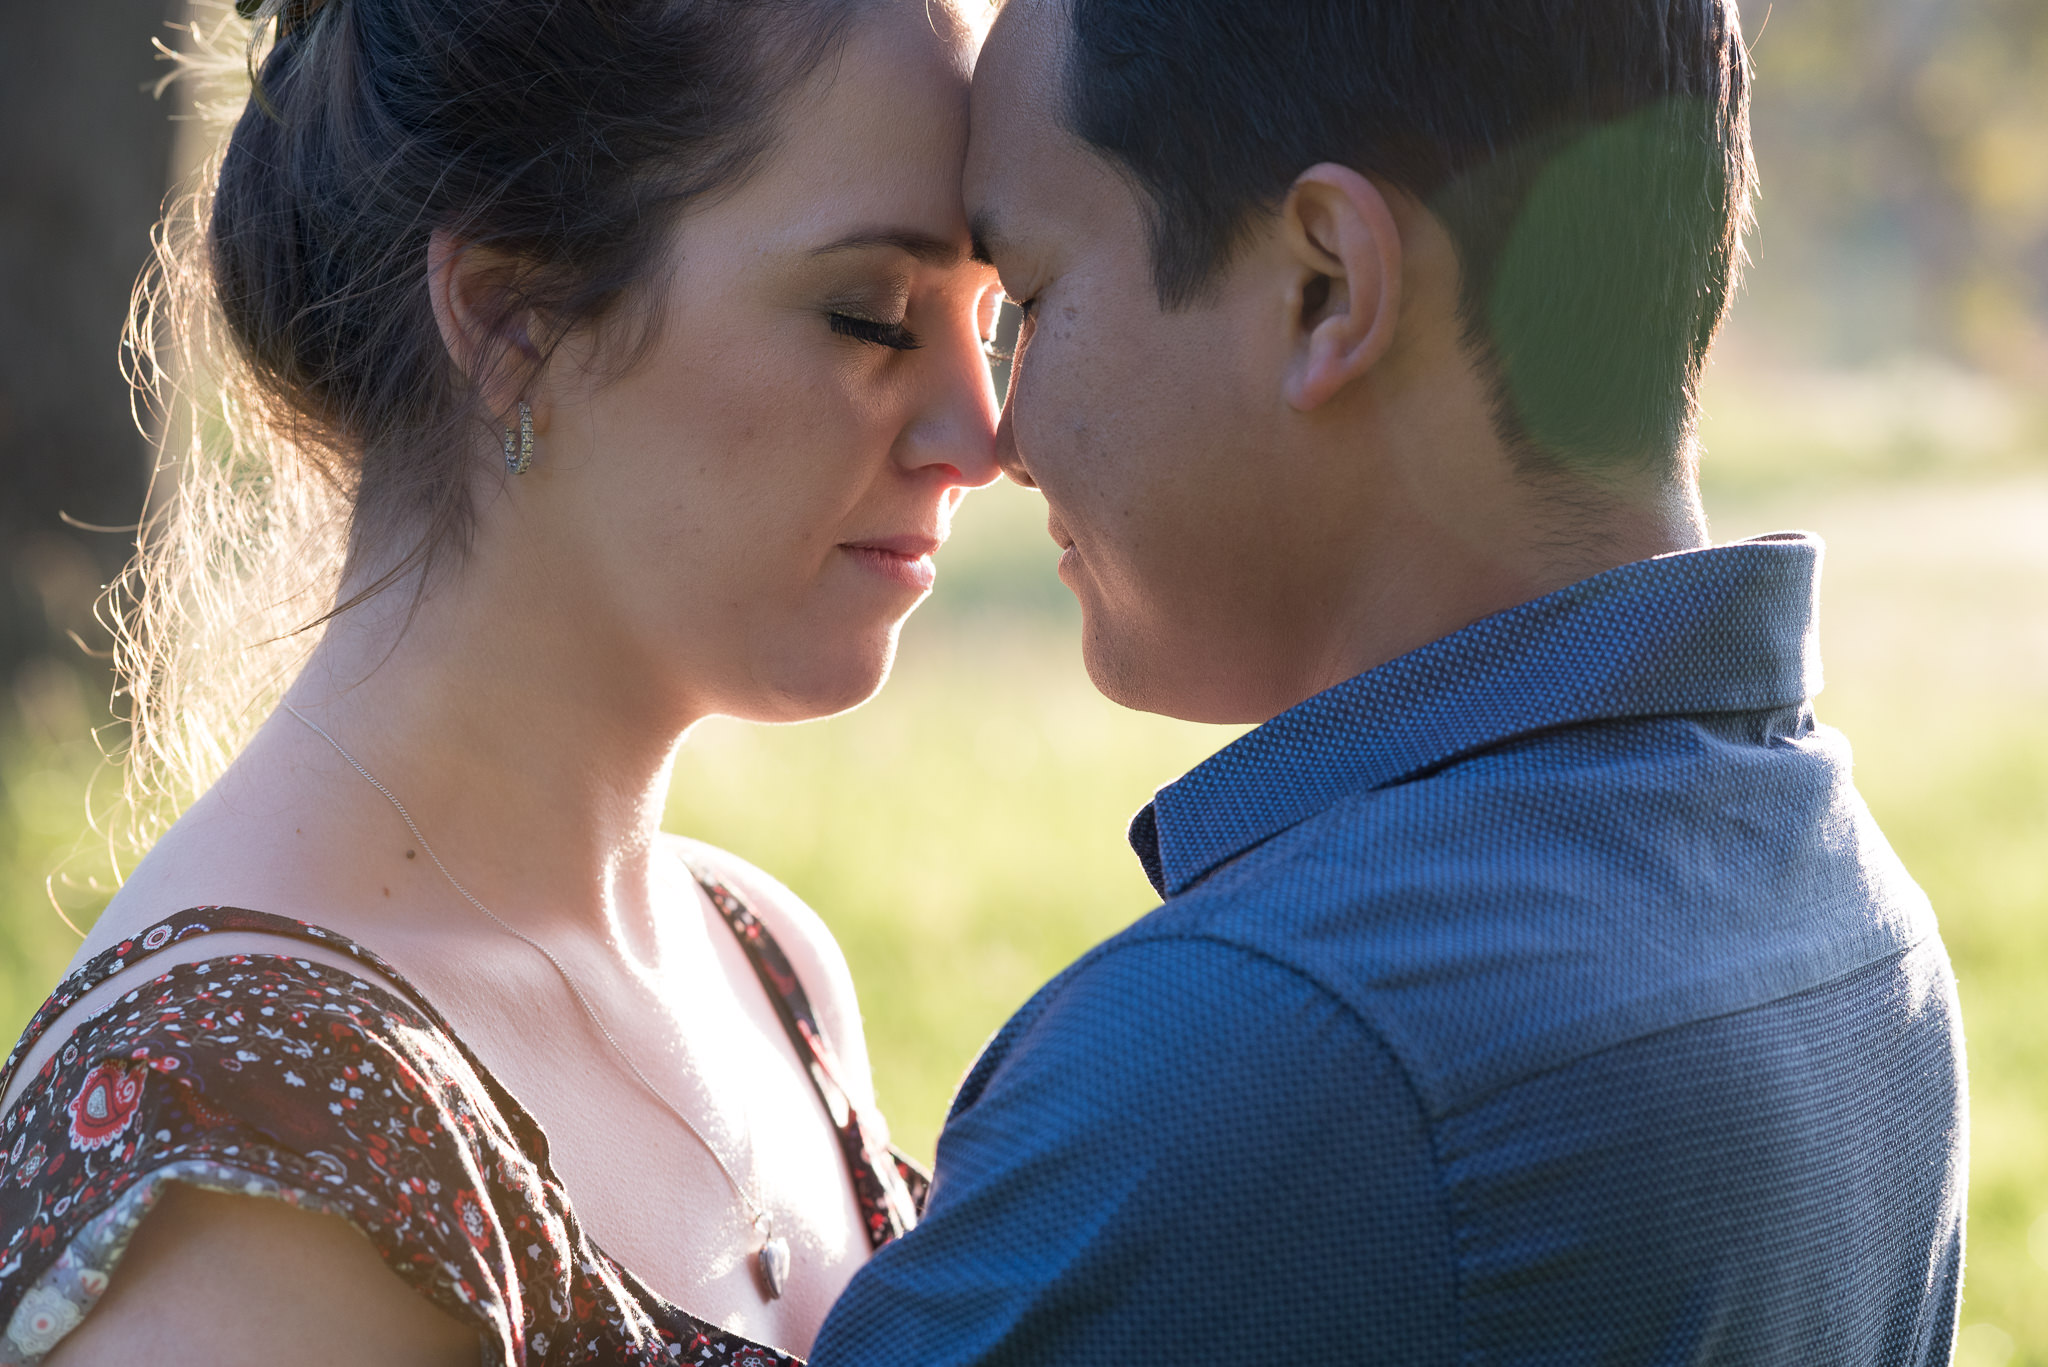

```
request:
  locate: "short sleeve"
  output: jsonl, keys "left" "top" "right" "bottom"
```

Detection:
{"left": 0, "top": 955, "right": 547, "bottom": 1365}
{"left": 810, "top": 936, "right": 1461, "bottom": 1365}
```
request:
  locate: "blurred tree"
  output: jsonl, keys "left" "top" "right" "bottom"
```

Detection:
{"left": 1746, "top": 0, "right": 2048, "bottom": 372}
{"left": 0, "top": 0, "right": 180, "bottom": 703}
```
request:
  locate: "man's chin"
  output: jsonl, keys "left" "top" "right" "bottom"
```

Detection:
{"left": 1078, "top": 604, "right": 1291, "bottom": 725}
{"left": 1075, "top": 600, "right": 1151, "bottom": 712}
{"left": 1077, "top": 613, "right": 1217, "bottom": 723}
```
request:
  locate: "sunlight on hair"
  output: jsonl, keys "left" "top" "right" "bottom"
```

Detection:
{"left": 102, "top": 0, "right": 347, "bottom": 865}
{"left": 942, "top": 0, "right": 997, "bottom": 45}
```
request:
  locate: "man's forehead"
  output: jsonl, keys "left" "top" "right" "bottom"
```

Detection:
{"left": 970, "top": 0, "right": 1067, "bottom": 149}
{"left": 984, "top": 0, "right": 1065, "bottom": 71}
{"left": 966, "top": 0, "right": 1073, "bottom": 222}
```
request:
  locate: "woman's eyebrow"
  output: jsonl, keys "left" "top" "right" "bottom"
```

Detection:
{"left": 811, "top": 229, "right": 965, "bottom": 266}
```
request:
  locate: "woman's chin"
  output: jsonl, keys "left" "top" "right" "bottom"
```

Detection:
{"left": 737, "top": 630, "right": 902, "bottom": 724}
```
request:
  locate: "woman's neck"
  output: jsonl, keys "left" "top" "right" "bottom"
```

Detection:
{"left": 260, "top": 560, "right": 698, "bottom": 962}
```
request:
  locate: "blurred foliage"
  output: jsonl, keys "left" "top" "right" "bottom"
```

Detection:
{"left": 0, "top": 665, "right": 119, "bottom": 1036}
{"left": 1743, "top": 0, "right": 2048, "bottom": 372}
{"left": 0, "top": 0, "right": 174, "bottom": 693}
{"left": 1696, "top": 351, "right": 2048, "bottom": 495}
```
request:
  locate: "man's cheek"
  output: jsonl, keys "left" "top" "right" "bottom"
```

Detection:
{"left": 1014, "top": 349, "right": 1078, "bottom": 473}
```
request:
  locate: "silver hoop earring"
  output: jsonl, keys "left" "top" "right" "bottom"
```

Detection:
{"left": 503, "top": 400, "right": 534, "bottom": 475}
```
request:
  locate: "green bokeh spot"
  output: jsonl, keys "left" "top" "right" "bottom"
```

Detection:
{"left": 1486, "top": 98, "right": 1725, "bottom": 469}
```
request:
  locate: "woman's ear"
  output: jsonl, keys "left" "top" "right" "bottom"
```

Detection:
{"left": 426, "top": 229, "right": 540, "bottom": 421}
{"left": 1279, "top": 164, "right": 1404, "bottom": 413}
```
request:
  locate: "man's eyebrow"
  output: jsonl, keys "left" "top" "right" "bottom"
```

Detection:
{"left": 811, "top": 229, "right": 966, "bottom": 267}
{"left": 969, "top": 213, "right": 1006, "bottom": 266}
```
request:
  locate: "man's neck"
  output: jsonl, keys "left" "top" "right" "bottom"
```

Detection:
{"left": 1270, "top": 463, "right": 1710, "bottom": 722}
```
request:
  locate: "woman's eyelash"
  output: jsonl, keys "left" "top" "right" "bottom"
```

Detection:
{"left": 830, "top": 313, "right": 923, "bottom": 351}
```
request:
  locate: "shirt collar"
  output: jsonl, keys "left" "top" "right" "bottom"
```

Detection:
{"left": 1129, "top": 534, "right": 1825, "bottom": 898}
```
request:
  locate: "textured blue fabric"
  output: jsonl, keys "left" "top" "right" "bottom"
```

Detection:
{"left": 813, "top": 535, "right": 1967, "bottom": 1366}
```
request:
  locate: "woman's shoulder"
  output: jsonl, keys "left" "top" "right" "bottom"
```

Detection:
{"left": 1, "top": 907, "right": 424, "bottom": 1119}
{"left": 31, "top": 1182, "right": 481, "bottom": 1367}
{"left": 665, "top": 835, "right": 878, "bottom": 1112}
{"left": 0, "top": 904, "right": 818, "bottom": 1365}
{"left": 0, "top": 912, "right": 533, "bottom": 1195}
{"left": 668, "top": 834, "right": 826, "bottom": 940}
{"left": 0, "top": 924, "right": 539, "bottom": 1362}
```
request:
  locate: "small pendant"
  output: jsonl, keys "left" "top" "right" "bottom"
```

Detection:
{"left": 757, "top": 1236, "right": 791, "bottom": 1300}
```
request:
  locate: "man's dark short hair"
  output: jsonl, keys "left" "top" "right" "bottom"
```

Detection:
{"left": 1060, "top": 0, "right": 1755, "bottom": 477}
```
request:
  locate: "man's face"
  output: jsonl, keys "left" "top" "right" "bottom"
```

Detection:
{"left": 966, "top": 0, "right": 1340, "bottom": 723}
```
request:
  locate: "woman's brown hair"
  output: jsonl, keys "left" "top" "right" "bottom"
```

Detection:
{"left": 110, "top": 0, "right": 876, "bottom": 840}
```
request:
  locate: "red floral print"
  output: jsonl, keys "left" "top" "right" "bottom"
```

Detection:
{"left": 64, "top": 1063, "right": 143, "bottom": 1153}
{"left": 454, "top": 1187, "right": 493, "bottom": 1252}
{"left": 0, "top": 896, "right": 927, "bottom": 1366}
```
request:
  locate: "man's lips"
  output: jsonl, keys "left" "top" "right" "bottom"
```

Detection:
{"left": 841, "top": 534, "right": 943, "bottom": 592}
{"left": 1044, "top": 511, "right": 1082, "bottom": 586}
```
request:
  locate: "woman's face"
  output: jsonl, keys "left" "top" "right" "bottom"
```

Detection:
{"left": 519, "top": 0, "right": 1000, "bottom": 726}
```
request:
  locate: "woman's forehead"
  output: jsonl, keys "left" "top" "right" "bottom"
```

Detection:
{"left": 686, "top": 2, "right": 980, "bottom": 265}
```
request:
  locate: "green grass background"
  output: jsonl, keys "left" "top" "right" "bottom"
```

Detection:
{"left": 2, "top": 366, "right": 2044, "bottom": 1363}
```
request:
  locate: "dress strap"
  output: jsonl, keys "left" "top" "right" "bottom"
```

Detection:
{"left": 693, "top": 875, "right": 923, "bottom": 1245}
{"left": 0, "top": 907, "right": 437, "bottom": 1101}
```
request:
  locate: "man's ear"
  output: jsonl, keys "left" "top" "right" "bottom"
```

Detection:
{"left": 426, "top": 229, "right": 542, "bottom": 424}
{"left": 1279, "top": 164, "right": 1403, "bottom": 413}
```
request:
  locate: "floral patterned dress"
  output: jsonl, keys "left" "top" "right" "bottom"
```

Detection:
{"left": 0, "top": 880, "right": 926, "bottom": 1365}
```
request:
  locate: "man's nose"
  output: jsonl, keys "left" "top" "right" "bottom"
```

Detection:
{"left": 994, "top": 400, "right": 1037, "bottom": 489}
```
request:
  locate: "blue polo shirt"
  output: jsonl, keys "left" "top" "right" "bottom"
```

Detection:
{"left": 813, "top": 535, "right": 1966, "bottom": 1365}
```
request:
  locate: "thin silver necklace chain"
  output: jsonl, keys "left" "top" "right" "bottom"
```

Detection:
{"left": 280, "top": 702, "right": 789, "bottom": 1291}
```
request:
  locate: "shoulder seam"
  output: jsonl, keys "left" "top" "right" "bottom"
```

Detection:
{"left": 1435, "top": 935, "right": 1942, "bottom": 1119}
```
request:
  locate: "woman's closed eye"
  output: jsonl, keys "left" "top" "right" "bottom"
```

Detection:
{"left": 830, "top": 311, "right": 923, "bottom": 351}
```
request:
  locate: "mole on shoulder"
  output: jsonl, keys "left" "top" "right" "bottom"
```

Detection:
{"left": 405, "top": 850, "right": 417, "bottom": 860}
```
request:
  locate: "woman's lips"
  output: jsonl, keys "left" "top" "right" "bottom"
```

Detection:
{"left": 842, "top": 535, "right": 940, "bottom": 592}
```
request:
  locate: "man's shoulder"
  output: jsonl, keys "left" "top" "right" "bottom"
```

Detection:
{"left": 948, "top": 930, "right": 1411, "bottom": 1130}
{"left": 1132, "top": 711, "right": 1941, "bottom": 1116}
{"left": 910, "top": 708, "right": 1963, "bottom": 1367}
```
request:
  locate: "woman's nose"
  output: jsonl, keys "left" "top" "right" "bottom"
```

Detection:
{"left": 896, "top": 311, "right": 1002, "bottom": 489}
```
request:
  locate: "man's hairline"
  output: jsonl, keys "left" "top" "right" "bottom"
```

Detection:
{"left": 1018, "top": 0, "right": 1720, "bottom": 488}
{"left": 1037, "top": 0, "right": 1404, "bottom": 314}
